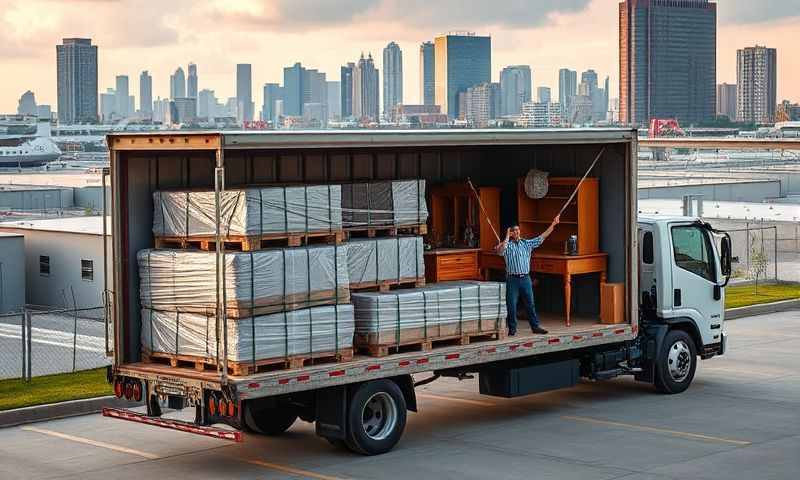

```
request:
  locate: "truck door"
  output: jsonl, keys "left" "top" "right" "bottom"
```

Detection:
{"left": 669, "top": 224, "right": 723, "bottom": 346}
{"left": 638, "top": 226, "right": 659, "bottom": 315}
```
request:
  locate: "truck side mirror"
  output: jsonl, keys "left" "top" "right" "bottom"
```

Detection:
{"left": 720, "top": 236, "right": 731, "bottom": 277}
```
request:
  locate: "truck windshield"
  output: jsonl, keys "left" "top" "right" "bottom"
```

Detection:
{"left": 671, "top": 225, "right": 715, "bottom": 281}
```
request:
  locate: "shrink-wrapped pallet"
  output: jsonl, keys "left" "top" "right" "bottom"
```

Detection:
{"left": 141, "top": 304, "right": 354, "bottom": 362}
{"left": 342, "top": 180, "right": 428, "bottom": 228}
{"left": 351, "top": 281, "right": 506, "bottom": 347}
{"left": 152, "top": 185, "right": 343, "bottom": 237}
{"left": 346, "top": 236, "right": 425, "bottom": 287}
{"left": 138, "top": 245, "right": 349, "bottom": 317}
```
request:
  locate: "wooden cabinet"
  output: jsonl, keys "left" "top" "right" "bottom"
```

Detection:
{"left": 517, "top": 177, "right": 599, "bottom": 255}
{"left": 429, "top": 183, "right": 500, "bottom": 251}
{"left": 424, "top": 248, "right": 480, "bottom": 282}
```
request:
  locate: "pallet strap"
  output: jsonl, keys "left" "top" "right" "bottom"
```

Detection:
{"left": 184, "top": 192, "right": 190, "bottom": 238}
{"left": 307, "top": 247, "right": 313, "bottom": 364}
{"left": 282, "top": 249, "right": 289, "bottom": 360}
{"left": 395, "top": 292, "right": 401, "bottom": 348}
{"left": 457, "top": 286, "right": 464, "bottom": 336}
{"left": 250, "top": 251, "right": 256, "bottom": 367}
{"left": 422, "top": 290, "right": 428, "bottom": 341}
{"left": 333, "top": 244, "right": 340, "bottom": 355}
{"left": 175, "top": 311, "right": 180, "bottom": 356}
{"left": 476, "top": 283, "right": 483, "bottom": 333}
{"left": 282, "top": 186, "right": 289, "bottom": 234}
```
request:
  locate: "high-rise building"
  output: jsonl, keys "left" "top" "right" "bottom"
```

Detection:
{"left": 115, "top": 75, "right": 129, "bottom": 118}
{"left": 558, "top": 68, "right": 577, "bottom": 120}
{"left": 100, "top": 88, "right": 116, "bottom": 122}
{"left": 537, "top": 87, "right": 551, "bottom": 104}
{"left": 383, "top": 41, "right": 403, "bottom": 115}
{"left": 419, "top": 41, "right": 435, "bottom": 106}
{"left": 716, "top": 83, "right": 737, "bottom": 120}
{"left": 36, "top": 105, "right": 52, "bottom": 121}
{"left": 139, "top": 71, "right": 152, "bottom": 117}
{"left": 198, "top": 89, "right": 216, "bottom": 120}
{"left": 499, "top": 65, "right": 532, "bottom": 116}
{"left": 353, "top": 53, "right": 379, "bottom": 121}
{"left": 460, "top": 82, "right": 500, "bottom": 128}
{"left": 327, "top": 81, "right": 341, "bottom": 121}
{"left": 170, "top": 67, "right": 186, "bottom": 99}
{"left": 283, "top": 63, "right": 305, "bottom": 117}
{"left": 153, "top": 97, "right": 171, "bottom": 123}
{"left": 736, "top": 46, "right": 777, "bottom": 124}
{"left": 187, "top": 63, "right": 198, "bottom": 98}
{"left": 261, "top": 83, "right": 284, "bottom": 124}
{"left": 56, "top": 38, "right": 98, "bottom": 124}
{"left": 305, "top": 69, "right": 327, "bottom": 106}
{"left": 520, "top": 101, "right": 562, "bottom": 128}
{"left": 17, "top": 91, "right": 37, "bottom": 116}
{"left": 236, "top": 64, "right": 253, "bottom": 123}
{"left": 619, "top": 0, "right": 716, "bottom": 126}
{"left": 340, "top": 63, "right": 354, "bottom": 118}
{"left": 171, "top": 97, "right": 197, "bottom": 124}
{"left": 434, "top": 33, "right": 491, "bottom": 118}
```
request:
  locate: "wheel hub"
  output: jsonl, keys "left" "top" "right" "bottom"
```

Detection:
{"left": 361, "top": 392, "right": 398, "bottom": 441}
{"left": 667, "top": 339, "right": 692, "bottom": 382}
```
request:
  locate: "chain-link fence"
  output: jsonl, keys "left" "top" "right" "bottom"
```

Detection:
{"left": 0, "top": 306, "right": 110, "bottom": 381}
{"left": 726, "top": 225, "right": 798, "bottom": 284}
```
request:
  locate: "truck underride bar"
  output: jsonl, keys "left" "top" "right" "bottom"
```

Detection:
{"left": 102, "top": 407, "right": 243, "bottom": 442}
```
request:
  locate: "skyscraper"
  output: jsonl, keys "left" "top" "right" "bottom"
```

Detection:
{"left": 17, "top": 91, "right": 37, "bottom": 116}
{"left": 100, "top": 88, "right": 116, "bottom": 122}
{"left": 236, "top": 64, "right": 253, "bottom": 123}
{"left": 341, "top": 63, "right": 354, "bottom": 118}
{"left": 537, "top": 87, "right": 551, "bottom": 104}
{"left": 198, "top": 89, "right": 216, "bottom": 120}
{"left": 434, "top": 33, "right": 491, "bottom": 118}
{"left": 383, "top": 41, "right": 403, "bottom": 115}
{"left": 140, "top": 71, "right": 152, "bottom": 117}
{"left": 353, "top": 53, "right": 379, "bottom": 121}
{"left": 56, "top": 38, "right": 98, "bottom": 124}
{"left": 716, "top": 83, "right": 737, "bottom": 120}
{"left": 261, "top": 83, "right": 284, "bottom": 123}
{"left": 304, "top": 69, "right": 326, "bottom": 106}
{"left": 499, "top": 65, "right": 531, "bottom": 116}
{"left": 558, "top": 68, "right": 577, "bottom": 120}
{"left": 419, "top": 41, "right": 435, "bottom": 106}
{"left": 187, "top": 63, "right": 198, "bottom": 98}
{"left": 283, "top": 63, "right": 305, "bottom": 117}
{"left": 736, "top": 46, "right": 777, "bottom": 124}
{"left": 327, "top": 81, "right": 341, "bottom": 121}
{"left": 115, "top": 75, "right": 129, "bottom": 118}
{"left": 170, "top": 67, "right": 186, "bottom": 99}
{"left": 460, "top": 82, "right": 500, "bottom": 128}
{"left": 619, "top": 0, "right": 716, "bottom": 126}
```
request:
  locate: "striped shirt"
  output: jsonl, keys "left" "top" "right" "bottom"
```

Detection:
{"left": 500, "top": 236, "right": 543, "bottom": 275}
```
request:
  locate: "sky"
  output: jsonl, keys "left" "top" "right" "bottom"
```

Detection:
{"left": 0, "top": 0, "right": 798, "bottom": 114}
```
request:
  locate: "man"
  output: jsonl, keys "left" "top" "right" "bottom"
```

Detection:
{"left": 496, "top": 216, "right": 560, "bottom": 336}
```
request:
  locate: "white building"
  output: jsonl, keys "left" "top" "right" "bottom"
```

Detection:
{"left": 520, "top": 102, "right": 562, "bottom": 128}
{"left": 0, "top": 233, "right": 25, "bottom": 313}
{"left": 0, "top": 217, "right": 110, "bottom": 309}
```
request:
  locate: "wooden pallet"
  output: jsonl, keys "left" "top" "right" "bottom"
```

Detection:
{"left": 344, "top": 223, "right": 428, "bottom": 239}
{"left": 141, "top": 348, "right": 354, "bottom": 376}
{"left": 356, "top": 329, "right": 505, "bottom": 358}
{"left": 154, "top": 229, "right": 344, "bottom": 251}
{"left": 350, "top": 277, "right": 426, "bottom": 293}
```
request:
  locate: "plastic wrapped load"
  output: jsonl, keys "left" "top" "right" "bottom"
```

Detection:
{"left": 346, "top": 236, "right": 425, "bottom": 287}
{"left": 138, "top": 245, "right": 349, "bottom": 318}
{"left": 141, "top": 304, "right": 354, "bottom": 362}
{"left": 351, "top": 281, "right": 506, "bottom": 347}
{"left": 342, "top": 180, "right": 428, "bottom": 228}
{"left": 152, "top": 185, "right": 343, "bottom": 237}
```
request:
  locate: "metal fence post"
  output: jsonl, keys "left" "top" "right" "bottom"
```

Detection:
{"left": 71, "top": 286, "right": 78, "bottom": 372}
{"left": 20, "top": 309, "right": 26, "bottom": 380}
{"left": 773, "top": 226, "right": 778, "bottom": 282}
{"left": 26, "top": 309, "right": 32, "bottom": 382}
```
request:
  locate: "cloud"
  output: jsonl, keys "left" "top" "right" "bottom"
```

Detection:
{"left": 215, "top": 0, "right": 591, "bottom": 31}
{"left": 718, "top": 0, "right": 800, "bottom": 25}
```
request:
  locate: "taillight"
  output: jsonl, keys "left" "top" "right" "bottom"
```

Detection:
{"left": 227, "top": 401, "right": 235, "bottom": 417}
{"left": 218, "top": 398, "right": 227, "bottom": 417}
{"left": 113, "top": 379, "right": 123, "bottom": 398}
{"left": 208, "top": 396, "right": 216, "bottom": 416}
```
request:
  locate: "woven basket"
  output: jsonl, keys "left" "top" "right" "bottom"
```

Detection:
{"left": 524, "top": 169, "right": 549, "bottom": 199}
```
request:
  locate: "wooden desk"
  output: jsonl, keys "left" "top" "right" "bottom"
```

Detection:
{"left": 481, "top": 252, "right": 608, "bottom": 327}
{"left": 424, "top": 248, "right": 481, "bottom": 282}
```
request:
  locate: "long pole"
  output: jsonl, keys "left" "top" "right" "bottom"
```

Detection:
{"left": 466, "top": 178, "right": 501, "bottom": 243}
{"left": 556, "top": 147, "right": 606, "bottom": 218}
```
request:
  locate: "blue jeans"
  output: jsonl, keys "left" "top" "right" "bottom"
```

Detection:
{"left": 506, "top": 275, "right": 539, "bottom": 332}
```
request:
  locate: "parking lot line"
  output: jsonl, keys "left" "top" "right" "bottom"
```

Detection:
{"left": 416, "top": 392, "right": 497, "bottom": 407}
{"left": 561, "top": 415, "right": 751, "bottom": 446}
{"left": 21, "top": 426, "right": 161, "bottom": 459}
{"left": 247, "top": 459, "right": 348, "bottom": 480}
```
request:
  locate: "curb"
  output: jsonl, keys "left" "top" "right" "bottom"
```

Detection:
{"left": 725, "top": 298, "right": 800, "bottom": 320}
{"left": 0, "top": 396, "right": 141, "bottom": 429}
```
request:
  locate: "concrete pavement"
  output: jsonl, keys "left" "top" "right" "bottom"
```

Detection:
{"left": 0, "top": 311, "right": 797, "bottom": 479}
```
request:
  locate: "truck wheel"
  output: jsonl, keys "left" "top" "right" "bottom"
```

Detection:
{"left": 654, "top": 330, "right": 697, "bottom": 394}
{"left": 345, "top": 380, "right": 407, "bottom": 455}
{"left": 243, "top": 404, "right": 298, "bottom": 435}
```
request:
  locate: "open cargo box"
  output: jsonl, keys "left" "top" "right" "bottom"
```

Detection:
{"left": 109, "top": 129, "right": 637, "bottom": 383}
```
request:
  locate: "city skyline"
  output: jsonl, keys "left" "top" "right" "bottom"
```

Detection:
{"left": 1, "top": 0, "right": 798, "bottom": 114}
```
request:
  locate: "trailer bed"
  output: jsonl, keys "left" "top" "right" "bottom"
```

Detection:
{"left": 117, "top": 316, "right": 635, "bottom": 398}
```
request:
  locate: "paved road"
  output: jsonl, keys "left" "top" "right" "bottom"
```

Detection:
{"left": 1, "top": 311, "right": 798, "bottom": 479}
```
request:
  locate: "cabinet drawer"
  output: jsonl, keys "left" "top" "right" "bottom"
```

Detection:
{"left": 532, "top": 258, "right": 564, "bottom": 274}
{"left": 437, "top": 253, "right": 478, "bottom": 267}
{"left": 437, "top": 265, "right": 479, "bottom": 281}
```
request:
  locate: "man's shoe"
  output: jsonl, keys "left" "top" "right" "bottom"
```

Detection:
{"left": 508, "top": 329, "right": 517, "bottom": 336}
{"left": 531, "top": 326, "right": 548, "bottom": 335}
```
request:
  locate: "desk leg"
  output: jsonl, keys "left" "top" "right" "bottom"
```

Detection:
{"left": 600, "top": 271, "right": 607, "bottom": 285}
{"left": 563, "top": 273, "right": 572, "bottom": 327}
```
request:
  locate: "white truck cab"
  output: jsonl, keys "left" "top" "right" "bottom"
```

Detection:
{"left": 637, "top": 215, "right": 732, "bottom": 392}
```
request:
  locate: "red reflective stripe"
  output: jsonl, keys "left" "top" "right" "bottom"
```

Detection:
{"left": 592, "top": 332, "right": 604, "bottom": 337}
{"left": 523, "top": 342, "right": 533, "bottom": 348}
{"left": 297, "top": 375, "right": 310, "bottom": 382}
{"left": 485, "top": 347, "right": 497, "bottom": 353}
{"left": 573, "top": 335, "right": 583, "bottom": 341}
{"left": 366, "top": 365, "right": 381, "bottom": 371}
{"left": 509, "top": 345, "right": 519, "bottom": 351}
{"left": 247, "top": 383, "right": 260, "bottom": 389}
{"left": 416, "top": 358, "right": 429, "bottom": 365}
{"left": 278, "top": 378, "right": 290, "bottom": 385}
{"left": 548, "top": 338, "right": 560, "bottom": 344}
{"left": 445, "top": 353, "right": 459, "bottom": 360}
{"left": 399, "top": 360, "right": 411, "bottom": 367}
{"left": 614, "top": 328, "right": 626, "bottom": 334}
{"left": 102, "top": 408, "right": 242, "bottom": 442}
{"left": 329, "top": 370, "right": 345, "bottom": 377}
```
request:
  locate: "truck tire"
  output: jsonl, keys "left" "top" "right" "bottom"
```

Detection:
{"left": 345, "top": 379, "right": 407, "bottom": 455}
{"left": 654, "top": 330, "right": 697, "bottom": 394}
{"left": 243, "top": 404, "right": 298, "bottom": 435}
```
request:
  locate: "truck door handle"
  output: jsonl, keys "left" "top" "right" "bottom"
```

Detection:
{"left": 713, "top": 285, "right": 721, "bottom": 301}
{"left": 674, "top": 289, "right": 682, "bottom": 307}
